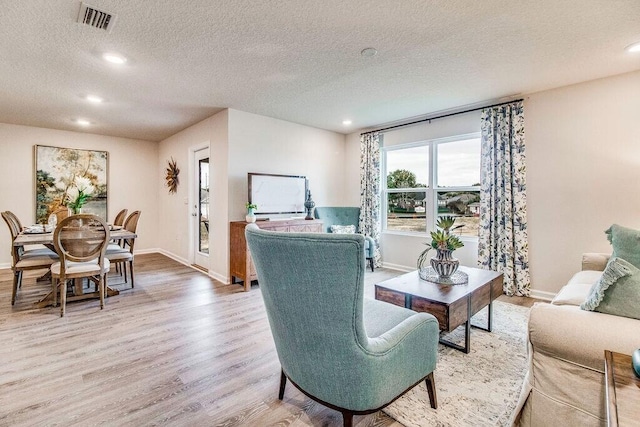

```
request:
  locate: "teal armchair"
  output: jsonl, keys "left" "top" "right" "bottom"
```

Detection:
{"left": 245, "top": 225, "right": 439, "bottom": 427}
{"left": 314, "top": 206, "right": 376, "bottom": 272}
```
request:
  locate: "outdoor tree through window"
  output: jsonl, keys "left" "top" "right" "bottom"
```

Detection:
{"left": 383, "top": 134, "right": 481, "bottom": 237}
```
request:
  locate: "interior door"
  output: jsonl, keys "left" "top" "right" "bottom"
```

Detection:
{"left": 192, "top": 147, "right": 209, "bottom": 269}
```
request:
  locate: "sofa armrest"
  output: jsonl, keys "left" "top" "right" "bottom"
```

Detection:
{"left": 581, "top": 253, "right": 610, "bottom": 272}
{"left": 528, "top": 302, "right": 640, "bottom": 371}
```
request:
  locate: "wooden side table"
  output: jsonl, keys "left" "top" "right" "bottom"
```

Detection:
{"left": 604, "top": 350, "right": 640, "bottom": 426}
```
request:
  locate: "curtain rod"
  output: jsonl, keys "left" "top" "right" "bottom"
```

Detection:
{"left": 360, "top": 98, "right": 524, "bottom": 136}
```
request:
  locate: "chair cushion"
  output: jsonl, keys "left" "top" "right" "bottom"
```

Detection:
{"left": 51, "top": 258, "right": 110, "bottom": 276}
{"left": 606, "top": 224, "right": 640, "bottom": 269}
{"left": 21, "top": 248, "right": 58, "bottom": 259}
{"left": 580, "top": 257, "right": 640, "bottom": 320}
{"left": 552, "top": 270, "right": 602, "bottom": 306}
{"left": 105, "top": 248, "right": 133, "bottom": 261}
{"left": 15, "top": 254, "right": 58, "bottom": 268}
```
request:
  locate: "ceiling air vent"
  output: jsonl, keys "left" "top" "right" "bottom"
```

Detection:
{"left": 77, "top": 2, "right": 117, "bottom": 32}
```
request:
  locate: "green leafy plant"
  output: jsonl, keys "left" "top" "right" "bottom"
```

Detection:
{"left": 246, "top": 202, "right": 257, "bottom": 211}
{"left": 66, "top": 176, "right": 94, "bottom": 214}
{"left": 417, "top": 216, "right": 464, "bottom": 268}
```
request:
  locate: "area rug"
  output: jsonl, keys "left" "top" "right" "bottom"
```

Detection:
{"left": 383, "top": 301, "right": 529, "bottom": 427}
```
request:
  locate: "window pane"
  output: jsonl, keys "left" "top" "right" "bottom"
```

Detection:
{"left": 199, "top": 158, "right": 209, "bottom": 254}
{"left": 436, "top": 190, "right": 480, "bottom": 237}
{"left": 437, "top": 138, "right": 480, "bottom": 187}
{"left": 386, "top": 146, "right": 429, "bottom": 189}
{"left": 386, "top": 191, "right": 427, "bottom": 232}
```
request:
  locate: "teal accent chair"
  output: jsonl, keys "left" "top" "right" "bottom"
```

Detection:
{"left": 314, "top": 206, "right": 376, "bottom": 272}
{"left": 245, "top": 225, "right": 439, "bottom": 427}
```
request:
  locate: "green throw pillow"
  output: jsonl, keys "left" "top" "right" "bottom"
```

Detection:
{"left": 605, "top": 224, "right": 640, "bottom": 269}
{"left": 581, "top": 257, "right": 640, "bottom": 320}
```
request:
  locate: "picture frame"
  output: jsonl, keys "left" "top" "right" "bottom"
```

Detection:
{"left": 34, "top": 145, "right": 108, "bottom": 223}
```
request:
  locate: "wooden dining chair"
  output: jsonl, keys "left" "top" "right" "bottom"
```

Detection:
{"left": 106, "top": 211, "right": 140, "bottom": 288}
{"left": 113, "top": 209, "right": 128, "bottom": 227}
{"left": 50, "top": 214, "right": 110, "bottom": 317}
{"left": 2, "top": 211, "right": 58, "bottom": 305}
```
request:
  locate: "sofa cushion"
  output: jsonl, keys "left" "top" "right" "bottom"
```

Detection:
{"left": 330, "top": 224, "right": 356, "bottom": 234}
{"left": 606, "top": 224, "right": 640, "bottom": 269}
{"left": 580, "top": 257, "right": 640, "bottom": 320}
{"left": 552, "top": 270, "right": 602, "bottom": 306}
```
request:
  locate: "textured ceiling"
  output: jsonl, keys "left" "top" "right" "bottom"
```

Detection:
{"left": 1, "top": 0, "right": 639, "bottom": 141}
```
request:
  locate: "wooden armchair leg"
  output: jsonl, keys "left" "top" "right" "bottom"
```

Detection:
{"left": 425, "top": 371, "right": 437, "bottom": 409}
{"left": 278, "top": 370, "right": 287, "bottom": 400}
{"left": 342, "top": 411, "right": 353, "bottom": 427}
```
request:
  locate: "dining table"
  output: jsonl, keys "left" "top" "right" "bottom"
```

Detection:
{"left": 13, "top": 225, "right": 137, "bottom": 308}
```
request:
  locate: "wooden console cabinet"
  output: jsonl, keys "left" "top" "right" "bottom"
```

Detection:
{"left": 229, "top": 219, "right": 323, "bottom": 291}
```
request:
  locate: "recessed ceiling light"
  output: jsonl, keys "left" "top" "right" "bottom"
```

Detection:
{"left": 626, "top": 42, "right": 640, "bottom": 53}
{"left": 360, "top": 47, "right": 378, "bottom": 57}
{"left": 86, "top": 95, "right": 103, "bottom": 103}
{"left": 342, "top": 120, "right": 352, "bottom": 125}
{"left": 75, "top": 119, "right": 91, "bottom": 126}
{"left": 102, "top": 52, "right": 127, "bottom": 64}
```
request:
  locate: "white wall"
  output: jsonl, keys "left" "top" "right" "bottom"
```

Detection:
{"left": 157, "top": 110, "right": 229, "bottom": 281}
{"left": 0, "top": 123, "right": 159, "bottom": 268}
{"left": 227, "top": 109, "right": 347, "bottom": 221}
{"left": 346, "top": 71, "right": 640, "bottom": 298}
{"left": 158, "top": 108, "right": 347, "bottom": 283}
{"left": 526, "top": 70, "right": 640, "bottom": 297}
{"left": 346, "top": 112, "right": 482, "bottom": 272}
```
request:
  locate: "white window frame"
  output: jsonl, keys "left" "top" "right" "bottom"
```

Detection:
{"left": 381, "top": 132, "right": 481, "bottom": 239}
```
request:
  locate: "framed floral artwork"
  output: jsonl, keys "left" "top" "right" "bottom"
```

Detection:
{"left": 34, "top": 145, "right": 108, "bottom": 223}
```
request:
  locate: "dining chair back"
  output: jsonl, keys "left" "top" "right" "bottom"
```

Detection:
{"left": 2, "top": 211, "right": 59, "bottom": 305}
{"left": 51, "top": 214, "right": 110, "bottom": 317}
{"left": 106, "top": 210, "right": 141, "bottom": 288}
{"left": 113, "top": 209, "right": 128, "bottom": 227}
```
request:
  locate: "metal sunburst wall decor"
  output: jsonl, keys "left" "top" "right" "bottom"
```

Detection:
{"left": 165, "top": 157, "right": 180, "bottom": 194}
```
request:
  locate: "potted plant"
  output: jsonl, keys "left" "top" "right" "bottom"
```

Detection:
{"left": 245, "top": 202, "right": 257, "bottom": 223}
{"left": 417, "top": 216, "right": 464, "bottom": 279}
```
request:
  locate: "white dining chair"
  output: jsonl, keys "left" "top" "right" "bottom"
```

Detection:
{"left": 106, "top": 211, "right": 140, "bottom": 288}
{"left": 2, "top": 211, "right": 58, "bottom": 305}
{"left": 50, "top": 214, "right": 110, "bottom": 317}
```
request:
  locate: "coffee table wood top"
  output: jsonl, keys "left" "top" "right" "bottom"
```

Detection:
{"left": 375, "top": 267, "right": 503, "bottom": 305}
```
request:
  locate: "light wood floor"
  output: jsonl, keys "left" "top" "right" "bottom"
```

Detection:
{"left": 0, "top": 253, "right": 538, "bottom": 426}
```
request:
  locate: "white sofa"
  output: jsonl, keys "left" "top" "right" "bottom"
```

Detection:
{"left": 515, "top": 253, "right": 640, "bottom": 426}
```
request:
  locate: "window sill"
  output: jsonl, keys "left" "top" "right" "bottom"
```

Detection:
{"left": 381, "top": 230, "right": 479, "bottom": 242}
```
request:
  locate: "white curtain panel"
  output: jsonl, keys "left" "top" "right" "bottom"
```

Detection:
{"left": 478, "top": 101, "right": 531, "bottom": 296}
{"left": 359, "top": 131, "right": 382, "bottom": 267}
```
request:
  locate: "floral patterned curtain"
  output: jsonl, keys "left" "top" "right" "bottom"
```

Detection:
{"left": 359, "top": 132, "right": 382, "bottom": 267}
{"left": 478, "top": 101, "right": 530, "bottom": 296}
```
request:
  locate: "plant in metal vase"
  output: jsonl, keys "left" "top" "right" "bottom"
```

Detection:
{"left": 417, "top": 216, "right": 464, "bottom": 280}
{"left": 245, "top": 202, "right": 257, "bottom": 223}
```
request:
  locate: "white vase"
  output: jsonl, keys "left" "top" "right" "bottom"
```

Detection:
{"left": 245, "top": 209, "right": 256, "bottom": 223}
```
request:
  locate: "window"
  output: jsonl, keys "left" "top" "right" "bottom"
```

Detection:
{"left": 382, "top": 133, "right": 481, "bottom": 237}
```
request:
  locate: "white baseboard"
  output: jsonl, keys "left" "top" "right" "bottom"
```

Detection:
{"left": 155, "top": 249, "right": 229, "bottom": 284}
{"left": 0, "top": 262, "right": 11, "bottom": 270}
{"left": 529, "top": 289, "right": 555, "bottom": 301}
{"left": 380, "top": 262, "right": 413, "bottom": 272}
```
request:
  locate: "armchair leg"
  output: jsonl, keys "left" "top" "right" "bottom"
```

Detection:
{"left": 368, "top": 257, "right": 374, "bottom": 272}
{"left": 278, "top": 370, "right": 287, "bottom": 400}
{"left": 342, "top": 411, "right": 353, "bottom": 427}
{"left": 425, "top": 372, "right": 437, "bottom": 409}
